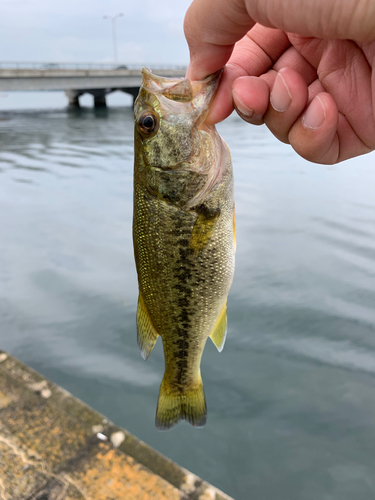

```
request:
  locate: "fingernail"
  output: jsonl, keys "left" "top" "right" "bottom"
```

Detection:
{"left": 232, "top": 91, "right": 254, "bottom": 119}
{"left": 303, "top": 96, "right": 326, "bottom": 129}
{"left": 270, "top": 72, "right": 292, "bottom": 112}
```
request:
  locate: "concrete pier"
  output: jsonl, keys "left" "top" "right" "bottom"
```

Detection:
{"left": 0, "top": 350, "right": 233, "bottom": 500}
{"left": 93, "top": 94, "right": 106, "bottom": 108}
{"left": 64, "top": 89, "right": 82, "bottom": 107}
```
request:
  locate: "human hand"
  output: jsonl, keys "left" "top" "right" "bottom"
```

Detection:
{"left": 184, "top": 0, "right": 375, "bottom": 164}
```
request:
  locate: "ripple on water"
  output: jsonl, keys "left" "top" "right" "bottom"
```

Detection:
{"left": 2, "top": 108, "right": 375, "bottom": 500}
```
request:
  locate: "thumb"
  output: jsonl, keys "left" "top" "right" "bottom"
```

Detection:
{"left": 247, "top": 0, "right": 375, "bottom": 41}
{"left": 184, "top": 0, "right": 254, "bottom": 80}
{"left": 185, "top": 0, "right": 375, "bottom": 80}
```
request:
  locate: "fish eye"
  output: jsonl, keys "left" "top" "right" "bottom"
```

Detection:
{"left": 138, "top": 112, "right": 158, "bottom": 135}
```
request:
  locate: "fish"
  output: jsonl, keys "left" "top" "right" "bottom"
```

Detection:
{"left": 133, "top": 67, "right": 236, "bottom": 430}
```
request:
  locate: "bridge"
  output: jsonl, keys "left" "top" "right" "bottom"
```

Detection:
{"left": 0, "top": 62, "right": 187, "bottom": 107}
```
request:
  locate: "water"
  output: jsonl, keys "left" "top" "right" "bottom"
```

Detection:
{"left": 1, "top": 102, "right": 375, "bottom": 500}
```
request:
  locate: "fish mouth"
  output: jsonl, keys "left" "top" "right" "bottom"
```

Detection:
{"left": 140, "top": 67, "right": 222, "bottom": 117}
{"left": 141, "top": 66, "right": 222, "bottom": 91}
{"left": 190, "top": 69, "right": 223, "bottom": 98}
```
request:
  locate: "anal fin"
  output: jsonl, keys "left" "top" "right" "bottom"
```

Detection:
{"left": 209, "top": 301, "right": 227, "bottom": 352}
{"left": 137, "top": 292, "right": 159, "bottom": 360}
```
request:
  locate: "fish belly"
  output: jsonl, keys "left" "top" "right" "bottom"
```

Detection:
{"left": 133, "top": 161, "right": 235, "bottom": 428}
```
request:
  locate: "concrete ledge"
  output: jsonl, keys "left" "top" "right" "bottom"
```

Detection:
{"left": 0, "top": 351, "right": 233, "bottom": 500}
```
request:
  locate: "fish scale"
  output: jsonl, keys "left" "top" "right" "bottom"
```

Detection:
{"left": 133, "top": 68, "right": 235, "bottom": 430}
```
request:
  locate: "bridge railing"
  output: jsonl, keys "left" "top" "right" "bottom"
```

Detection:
{"left": 0, "top": 61, "right": 187, "bottom": 71}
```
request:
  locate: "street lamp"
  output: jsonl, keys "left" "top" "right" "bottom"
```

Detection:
{"left": 103, "top": 13, "right": 124, "bottom": 67}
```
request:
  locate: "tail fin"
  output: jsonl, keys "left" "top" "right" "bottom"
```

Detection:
{"left": 155, "top": 376, "right": 207, "bottom": 430}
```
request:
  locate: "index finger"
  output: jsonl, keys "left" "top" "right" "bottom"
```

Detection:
{"left": 184, "top": 0, "right": 254, "bottom": 80}
{"left": 200, "top": 25, "right": 291, "bottom": 123}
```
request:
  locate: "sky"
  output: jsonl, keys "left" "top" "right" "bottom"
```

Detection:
{"left": 0, "top": 0, "right": 192, "bottom": 65}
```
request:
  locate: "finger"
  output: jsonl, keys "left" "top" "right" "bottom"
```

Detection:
{"left": 229, "top": 26, "right": 290, "bottom": 74}
{"left": 289, "top": 37, "right": 375, "bottom": 151}
{"left": 184, "top": 0, "right": 254, "bottom": 81}
{"left": 206, "top": 25, "right": 335, "bottom": 126}
{"left": 264, "top": 68, "right": 309, "bottom": 143}
{"left": 232, "top": 67, "right": 309, "bottom": 139}
{"left": 290, "top": 84, "right": 373, "bottom": 163}
{"left": 244, "top": 0, "right": 375, "bottom": 42}
{"left": 335, "top": 115, "right": 373, "bottom": 162}
{"left": 185, "top": 0, "right": 375, "bottom": 84}
{"left": 232, "top": 76, "right": 270, "bottom": 125}
{"left": 185, "top": 6, "right": 289, "bottom": 82}
{"left": 307, "top": 79, "right": 325, "bottom": 101}
{"left": 204, "top": 25, "right": 290, "bottom": 123}
{"left": 289, "top": 92, "right": 340, "bottom": 164}
{"left": 290, "top": 91, "right": 372, "bottom": 163}
{"left": 207, "top": 29, "right": 320, "bottom": 124}
{"left": 273, "top": 45, "right": 317, "bottom": 84}
{"left": 228, "top": 44, "right": 317, "bottom": 127}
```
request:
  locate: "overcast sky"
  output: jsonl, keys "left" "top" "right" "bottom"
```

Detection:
{"left": 1, "top": 0, "right": 192, "bottom": 65}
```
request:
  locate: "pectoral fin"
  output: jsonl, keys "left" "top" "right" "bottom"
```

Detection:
{"left": 190, "top": 205, "right": 220, "bottom": 254}
{"left": 209, "top": 301, "right": 227, "bottom": 352}
{"left": 137, "top": 292, "right": 159, "bottom": 360}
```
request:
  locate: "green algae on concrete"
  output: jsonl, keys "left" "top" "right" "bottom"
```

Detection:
{"left": 0, "top": 351, "right": 234, "bottom": 500}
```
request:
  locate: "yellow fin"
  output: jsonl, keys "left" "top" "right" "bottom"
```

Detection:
{"left": 137, "top": 292, "right": 159, "bottom": 360}
{"left": 190, "top": 205, "right": 220, "bottom": 254}
{"left": 155, "top": 375, "right": 207, "bottom": 430}
{"left": 209, "top": 301, "right": 227, "bottom": 352}
{"left": 233, "top": 208, "right": 237, "bottom": 252}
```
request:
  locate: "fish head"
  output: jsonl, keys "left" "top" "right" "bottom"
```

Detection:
{"left": 134, "top": 67, "right": 222, "bottom": 172}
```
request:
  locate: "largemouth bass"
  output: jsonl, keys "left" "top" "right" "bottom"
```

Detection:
{"left": 133, "top": 67, "right": 235, "bottom": 430}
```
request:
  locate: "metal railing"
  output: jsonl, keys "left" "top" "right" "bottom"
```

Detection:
{"left": 0, "top": 61, "right": 187, "bottom": 71}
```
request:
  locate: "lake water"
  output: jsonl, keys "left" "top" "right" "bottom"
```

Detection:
{"left": 1, "top": 96, "right": 375, "bottom": 500}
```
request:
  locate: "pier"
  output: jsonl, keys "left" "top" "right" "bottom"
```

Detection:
{"left": 0, "top": 350, "right": 233, "bottom": 500}
{"left": 0, "top": 62, "right": 187, "bottom": 107}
